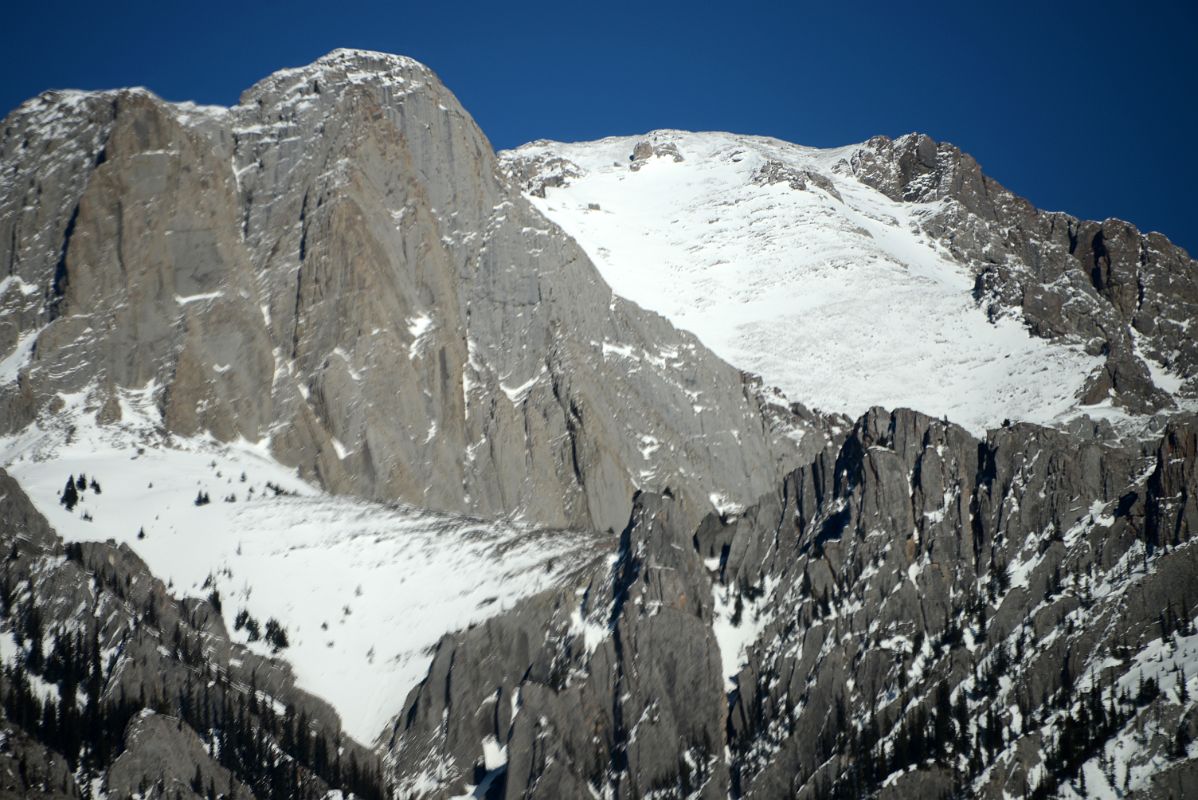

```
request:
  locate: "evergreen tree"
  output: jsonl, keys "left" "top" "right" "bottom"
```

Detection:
{"left": 61, "top": 477, "right": 79, "bottom": 511}
{"left": 264, "top": 618, "right": 289, "bottom": 653}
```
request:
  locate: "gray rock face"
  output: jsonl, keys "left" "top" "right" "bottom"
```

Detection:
{"left": 629, "top": 138, "right": 684, "bottom": 170}
{"left": 0, "top": 50, "right": 820, "bottom": 535}
{"left": 106, "top": 710, "right": 251, "bottom": 800}
{"left": 849, "top": 133, "right": 1198, "bottom": 413}
{"left": 707, "top": 407, "right": 1175, "bottom": 798}
{"left": 385, "top": 406, "right": 1198, "bottom": 798}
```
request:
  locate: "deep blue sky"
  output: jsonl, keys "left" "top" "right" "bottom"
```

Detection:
{"left": 3, "top": 1, "right": 1195, "bottom": 254}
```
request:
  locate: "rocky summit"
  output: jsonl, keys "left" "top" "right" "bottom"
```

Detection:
{"left": 0, "top": 49, "right": 1195, "bottom": 800}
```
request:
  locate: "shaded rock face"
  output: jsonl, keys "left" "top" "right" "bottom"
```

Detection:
{"left": 850, "top": 134, "right": 1198, "bottom": 413}
{"left": 386, "top": 407, "right": 1198, "bottom": 799}
{"left": 0, "top": 50, "right": 819, "bottom": 534}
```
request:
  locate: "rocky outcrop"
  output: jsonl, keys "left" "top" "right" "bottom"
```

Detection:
{"left": 629, "top": 138, "right": 684, "bottom": 170}
{"left": 501, "top": 145, "right": 583, "bottom": 197}
{"left": 708, "top": 407, "right": 1191, "bottom": 798}
{"left": 106, "top": 710, "right": 252, "bottom": 800}
{"left": 751, "top": 160, "right": 842, "bottom": 200}
{"left": 0, "top": 50, "right": 822, "bottom": 535}
{"left": 849, "top": 134, "right": 1198, "bottom": 412}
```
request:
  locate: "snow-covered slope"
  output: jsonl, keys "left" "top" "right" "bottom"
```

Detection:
{"left": 503, "top": 132, "right": 1105, "bottom": 435}
{"left": 0, "top": 387, "right": 603, "bottom": 744}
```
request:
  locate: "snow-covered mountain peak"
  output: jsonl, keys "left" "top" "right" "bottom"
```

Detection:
{"left": 502, "top": 131, "right": 1118, "bottom": 435}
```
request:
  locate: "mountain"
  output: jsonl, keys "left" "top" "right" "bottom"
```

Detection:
{"left": 1, "top": 49, "right": 1196, "bottom": 800}
{"left": 501, "top": 131, "right": 1198, "bottom": 435}
{"left": 0, "top": 50, "right": 818, "bottom": 537}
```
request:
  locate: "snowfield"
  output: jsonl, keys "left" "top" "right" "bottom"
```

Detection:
{"left": 503, "top": 132, "right": 1105, "bottom": 435}
{"left": 0, "top": 387, "right": 603, "bottom": 744}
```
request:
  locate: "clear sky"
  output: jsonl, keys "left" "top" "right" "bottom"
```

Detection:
{"left": 3, "top": 1, "right": 1195, "bottom": 254}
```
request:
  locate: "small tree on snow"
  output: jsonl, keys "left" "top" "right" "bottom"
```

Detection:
{"left": 264, "top": 618, "right": 289, "bottom": 652}
{"left": 61, "top": 477, "right": 79, "bottom": 511}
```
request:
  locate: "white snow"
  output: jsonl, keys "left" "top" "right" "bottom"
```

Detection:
{"left": 0, "top": 275, "right": 40, "bottom": 297}
{"left": 499, "top": 366, "right": 546, "bottom": 404}
{"left": 175, "top": 291, "right": 224, "bottom": 305}
{"left": 0, "top": 631, "right": 58, "bottom": 705}
{"left": 505, "top": 132, "right": 1104, "bottom": 435}
{"left": 0, "top": 329, "right": 40, "bottom": 383}
{"left": 709, "top": 576, "right": 776, "bottom": 691}
{"left": 1132, "top": 329, "right": 1187, "bottom": 396}
{"left": 0, "top": 385, "right": 599, "bottom": 745}
{"left": 407, "top": 313, "right": 433, "bottom": 359}
{"left": 481, "top": 735, "right": 508, "bottom": 771}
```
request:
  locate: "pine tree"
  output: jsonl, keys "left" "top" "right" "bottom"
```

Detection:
{"left": 61, "top": 477, "right": 79, "bottom": 511}
{"left": 264, "top": 618, "right": 289, "bottom": 652}
{"left": 1059, "top": 651, "right": 1073, "bottom": 705}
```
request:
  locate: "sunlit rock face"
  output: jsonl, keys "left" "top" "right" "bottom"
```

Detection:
{"left": 0, "top": 50, "right": 820, "bottom": 535}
